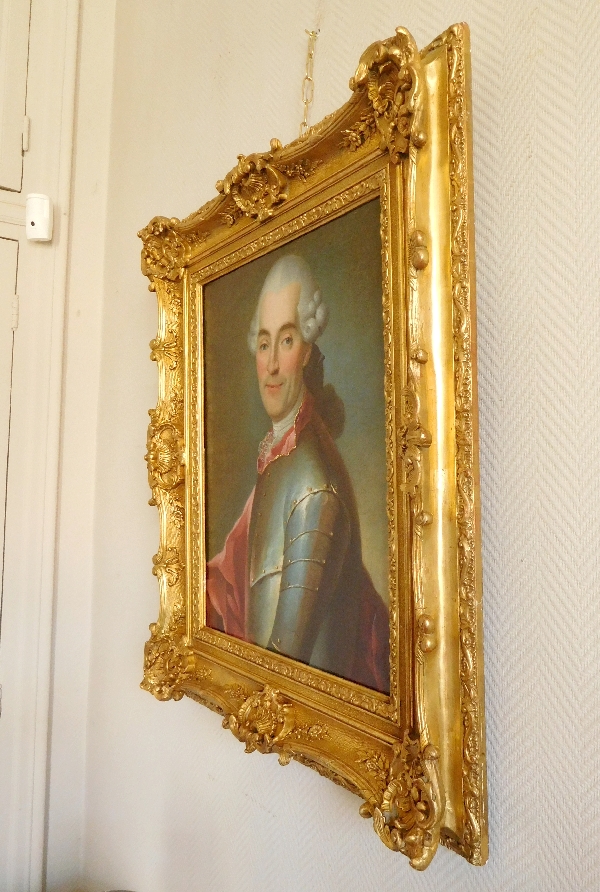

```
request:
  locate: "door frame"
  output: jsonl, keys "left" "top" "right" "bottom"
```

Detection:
{"left": 0, "top": 1, "right": 80, "bottom": 889}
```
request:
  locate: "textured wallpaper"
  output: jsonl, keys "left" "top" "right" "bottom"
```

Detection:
{"left": 48, "top": 1, "right": 600, "bottom": 890}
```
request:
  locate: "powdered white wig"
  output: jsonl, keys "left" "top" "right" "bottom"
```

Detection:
{"left": 247, "top": 254, "right": 329, "bottom": 352}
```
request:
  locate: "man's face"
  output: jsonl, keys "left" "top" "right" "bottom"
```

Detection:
{"left": 256, "top": 281, "right": 312, "bottom": 423}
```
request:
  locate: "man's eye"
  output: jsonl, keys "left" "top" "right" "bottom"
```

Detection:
{"left": 258, "top": 342, "right": 268, "bottom": 351}
{"left": 282, "top": 335, "right": 293, "bottom": 347}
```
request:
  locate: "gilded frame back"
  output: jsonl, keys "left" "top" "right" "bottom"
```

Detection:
{"left": 139, "top": 23, "right": 487, "bottom": 870}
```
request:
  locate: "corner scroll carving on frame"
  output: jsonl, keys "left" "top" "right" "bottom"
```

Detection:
{"left": 138, "top": 217, "right": 205, "bottom": 286}
{"left": 343, "top": 26, "right": 427, "bottom": 162}
{"left": 369, "top": 732, "right": 444, "bottom": 871}
{"left": 140, "top": 626, "right": 195, "bottom": 702}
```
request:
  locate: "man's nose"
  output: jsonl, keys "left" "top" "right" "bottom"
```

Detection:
{"left": 267, "top": 344, "right": 279, "bottom": 375}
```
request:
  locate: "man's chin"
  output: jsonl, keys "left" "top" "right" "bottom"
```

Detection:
{"left": 262, "top": 387, "right": 283, "bottom": 416}
{"left": 261, "top": 397, "right": 282, "bottom": 420}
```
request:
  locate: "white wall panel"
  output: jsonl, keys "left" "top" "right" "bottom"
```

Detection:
{"left": 48, "top": 1, "right": 600, "bottom": 890}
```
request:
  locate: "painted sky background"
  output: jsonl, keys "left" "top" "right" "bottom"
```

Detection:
{"left": 203, "top": 198, "right": 389, "bottom": 601}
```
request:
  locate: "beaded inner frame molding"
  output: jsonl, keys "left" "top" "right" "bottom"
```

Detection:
{"left": 138, "top": 23, "right": 487, "bottom": 870}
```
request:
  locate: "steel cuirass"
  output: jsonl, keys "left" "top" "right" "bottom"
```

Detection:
{"left": 246, "top": 413, "right": 364, "bottom": 680}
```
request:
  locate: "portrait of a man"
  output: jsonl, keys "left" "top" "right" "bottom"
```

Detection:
{"left": 203, "top": 201, "right": 390, "bottom": 694}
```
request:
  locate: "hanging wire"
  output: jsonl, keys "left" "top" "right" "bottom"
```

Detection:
{"left": 300, "top": 29, "right": 319, "bottom": 139}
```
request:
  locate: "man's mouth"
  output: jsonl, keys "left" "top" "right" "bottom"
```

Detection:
{"left": 265, "top": 382, "right": 283, "bottom": 392}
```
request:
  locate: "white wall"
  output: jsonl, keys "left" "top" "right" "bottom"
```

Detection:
{"left": 45, "top": 1, "right": 115, "bottom": 886}
{"left": 46, "top": 1, "right": 600, "bottom": 890}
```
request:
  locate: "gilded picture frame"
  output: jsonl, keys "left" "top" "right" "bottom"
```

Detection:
{"left": 138, "top": 23, "right": 487, "bottom": 870}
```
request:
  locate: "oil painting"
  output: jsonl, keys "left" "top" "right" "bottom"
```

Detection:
{"left": 203, "top": 200, "right": 390, "bottom": 693}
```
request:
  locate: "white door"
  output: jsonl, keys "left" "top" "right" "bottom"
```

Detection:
{"left": 0, "top": 0, "right": 31, "bottom": 191}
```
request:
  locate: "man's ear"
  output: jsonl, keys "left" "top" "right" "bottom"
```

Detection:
{"left": 303, "top": 342, "right": 313, "bottom": 367}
